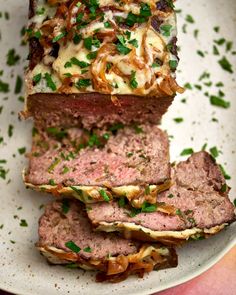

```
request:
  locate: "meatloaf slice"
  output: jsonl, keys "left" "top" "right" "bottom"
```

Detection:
{"left": 23, "top": 0, "right": 183, "bottom": 129}
{"left": 24, "top": 124, "right": 171, "bottom": 207}
{"left": 87, "top": 152, "right": 236, "bottom": 244}
{"left": 37, "top": 200, "right": 178, "bottom": 282}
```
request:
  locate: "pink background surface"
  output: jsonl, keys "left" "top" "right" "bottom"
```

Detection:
{"left": 0, "top": 245, "right": 235, "bottom": 295}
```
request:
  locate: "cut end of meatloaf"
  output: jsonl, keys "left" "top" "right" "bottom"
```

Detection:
{"left": 37, "top": 199, "right": 178, "bottom": 282}
{"left": 23, "top": 0, "right": 184, "bottom": 128}
{"left": 24, "top": 124, "right": 171, "bottom": 207}
{"left": 87, "top": 152, "right": 236, "bottom": 242}
{"left": 24, "top": 93, "right": 174, "bottom": 129}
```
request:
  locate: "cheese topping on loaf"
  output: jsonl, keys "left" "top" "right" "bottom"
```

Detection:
{"left": 26, "top": 0, "right": 183, "bottom": 96}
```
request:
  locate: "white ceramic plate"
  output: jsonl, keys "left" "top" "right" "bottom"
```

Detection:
{"left": 0, "top": 0, "right": 235, "bottom": 294}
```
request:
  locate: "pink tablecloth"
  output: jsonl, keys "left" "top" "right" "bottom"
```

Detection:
{"left": 1, "top": 246, "right": 236, "bottom": 295}
{"left": 157, "top": 245, "right": 236, "bottom": 295}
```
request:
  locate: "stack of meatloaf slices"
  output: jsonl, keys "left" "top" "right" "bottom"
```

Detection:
{"left": 22, "top": 0, "right": 235, "bottom": 283}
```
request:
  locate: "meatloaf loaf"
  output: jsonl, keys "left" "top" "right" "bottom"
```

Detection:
{"left": 87, "top": 152, "right": 236, "bottom": 244}
{"left": 37, "top": 199, "right": 178, "bottom": 282}
{"left": 23, "top": 0, "right": 183, "bottom": 129}
{"left": 24, "top": 124, "right": 171, "bottom": 207}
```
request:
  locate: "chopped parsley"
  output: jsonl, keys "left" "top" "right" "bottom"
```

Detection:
{"left": 218, "top": 56, "right": 233, "bottom": 73}
{"left": 168, "top": 194, "right": 174, "bottom": 198}
{"left": 0, "top": 79, "right": 9, "bottom": 93}
{"left": 62, "top": 166, "right": 70, "bottom": 174}
{"left": 118, "top": 197, "right": 127, "bottom": 208}
{"left": 185, "top": 14, "right": 195, "bottom": 23}
{"left": 160, "top": 24, "right": 172, "bottom": 37}
{"left": 70, "top": 57, "right": 90, "bottom": 68}
{"left": 73, "top": 33, "right": 82, "bottom": 45}
{"left": 213, "top": 45, "right": 220, "bottom": 55}
{"left": 44, "top": 73, "right": 57, "bottom": 91}
{"left": 219, "top": 165, "right": 231, "bottom": 180}
{"left": 48, "top": 179, "right": 56, "bottom": 186}
{"left": 62, "top": 199, "right": 70, "bottom": 214}
{"left": 20, "top": 219, "right": 28, "bottom": 227}
{"left": 197, "top": 50, "right": 205, "bottom": 57}
{"left": 18, "top": 147, "right": 26, "bottom": 155}
{"left": 129, "top": 71, "right": 138, "bottom": 89}
{"left": 84, "top": 37, "right": 100, "bottom": 50}
{"left": 116, "top": 39, "right": 131, "bottom": 55}
{"left": 169, "top": 60, "right": 178, "bottom": 70}
{"left": 210, "top": 95, "right": 230, "bottom": 109}
{"left": 7, "top": 49, "right": 20, "bottom": 66}
{"left": 125, "top": 3, "right": 151, "bottom": 27}
{"left": 33, "top": 73, "right": 42, "bottom": 85}
{"left": 48, "top": 158, "right": 61, "bottom": 173}
{"left": 209, "top": 146, "right": 219, "bottom": 158}
{"left": 141, "top": 202, "right": 157, "bottom": 212}
{"left": 75, "top": 79, "right": 91, "bottom": 88}
{"left": 104, "top": 21, "right": 111, "bottom": 28}
{"left": 83, "top": 246, "right": 92, "bottom": 253}
{"left": 87, "top": 51, "right": 97, "bottom": 60}
{"left": 180, "top": 148, "right": 194, "bottom": 156}
{"left": 99, "top": 189, "right": 110, "bottom": 202}
{"left": 173, "top": 117, "right": 183, "bottom": 123}
{"left": 52, "top": 32, "right": 66, "bottom": 43}
{"left": 65, "top": 241, "right": 81, "bottom": 253}
{"left": 70, "top": 186, "right": 83, "bottom": 196}
{"left": 128, "top": 39, "right": 138, "bottom": 48}
{"left": 175, "top": 209, "right": 183, "bottom": 216}
{"left": 8, "top": 125, "right": 14, "bottom": 137}
{"left": 14, "top": 76, "right": 23, "bottom": 94}
{"left": 46, "top": 127, "right": 68, "bottom": 140}
{"left": 220, "top": 183, "right": 227, "bottom": 193}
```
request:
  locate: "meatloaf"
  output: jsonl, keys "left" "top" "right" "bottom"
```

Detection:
{"left": 87, "top": 152, "right": 236, "bottom": 244}
{"left": 23, "top": 0, "right": 183, "bottom": 129}
{"left": 37, "top": 199, "right": 178, "bottom": 282}
{"left": 24, "top": 124, "right": 171, "bottom": 207}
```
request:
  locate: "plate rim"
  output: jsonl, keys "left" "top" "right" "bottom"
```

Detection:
{"left": 1, "top": 238, "right": 235, "bottom": 295}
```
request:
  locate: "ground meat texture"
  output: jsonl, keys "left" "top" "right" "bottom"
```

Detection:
{"left": 87, "top": 152, "right": 236, "bottom": 231}
{"left": 25, "top": 93, "right": 174, "bottom": 130}
{"left": 38, "top": 200, "right": 138, "bottom": 260}
{"left": 25, "top": 124, "right": 170, "bottom": 187}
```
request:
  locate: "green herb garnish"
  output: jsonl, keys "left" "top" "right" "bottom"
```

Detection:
{"left": 52, "top": 32, "right": 66, "bottom": 43}
{"left": 218, "top": 56, "right": 233, "bottom": 73}
{"left": 33, "top": 73, "right": 42, "bottom": 84}
{"left": 20, "top": 219, "right": 28, "bottom": 227}
{"left": 65, "top": 241, "right": 81, "bottom": 253}
{"left": 180, "top": 148, "right": 194, "bottom": 156}
{"left": 99, "top": 189, "right": 110, "bottom": 202}
{"left": 209, "top": 146, "right": 219, "bottom": 158}
{"left": 62, "top": 199, "right": 70, "bottom": 214}
{"left": 44, "top": 73, "right": 57, "bottom": 91}
{"left": 75, "top": 79, "right": 91, "bottom": 88}
{"left": 83, "top": 246, "right": 92, "bottom": 253}
{"left": 210, "top": 95, "right": 230, "bottom": 109}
